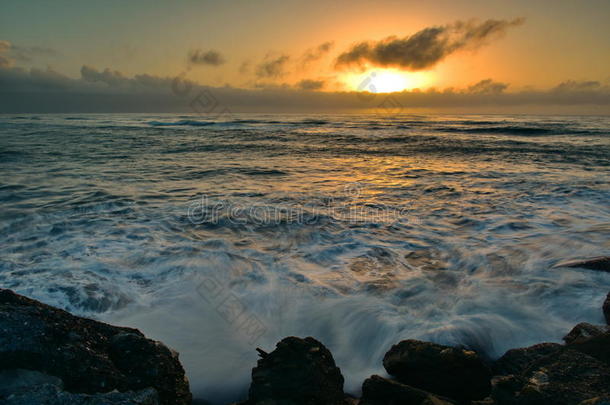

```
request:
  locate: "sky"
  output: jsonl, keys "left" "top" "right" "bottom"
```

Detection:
{"left": 1, "top": 0, "right": 609, "bottom": 113}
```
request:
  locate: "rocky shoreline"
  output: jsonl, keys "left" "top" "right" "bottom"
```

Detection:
{"left": 1, "top": 287, "right": 609, "bottom": 405}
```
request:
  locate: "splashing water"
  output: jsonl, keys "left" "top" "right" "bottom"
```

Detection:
{"left": 1, "top": 113, "right": 609, "bottom": 403}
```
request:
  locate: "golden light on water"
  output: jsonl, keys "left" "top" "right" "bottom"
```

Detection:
{"left": 344, "top": 69, "right": 433, "bottom": 93}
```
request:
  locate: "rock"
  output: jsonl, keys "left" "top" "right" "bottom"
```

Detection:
{"left": 490, "top": 350, "right": 610, "bottom": 405}
{"left": 563, "top": 323, "right": 609, "bottom": 345}
{"left": 0, "top": 369, "right": 64, "bottom": 398}
{"left": 489, "top": 375, "right": 524, "bottom": 405}
{"left": 470, "top": 399, "right": 497, "bottom": 405}
{"left": 0, "top": 289, "right": 191, "bottom": 405}
{"left": 246, "top": 336, "right": 345, "bottom": 405}
{"left": 493, "top": 343, "right": 562, "bottom": 376}
{"left": 603, "top": 293, "right": 610, "bottom": 325}
{"left": 554, "top": 256, "right": 610, "bottom": 272}
{"left": 3, "top": 384, "right": 159, "bottom": 405}
{"left": 359, "top": 375, "right": 455, "bottom": 405}
{"left": 578, "top": 398, "right": 610, "bottom": 405}
{"left": 382, "top": 339, "right": 491, "bottom": 403}
{"left": 566, "top": 329, "right": 610, "bottom": 366}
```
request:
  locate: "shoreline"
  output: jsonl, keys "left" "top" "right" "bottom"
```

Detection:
{"left": 1, "top": 285, "right": 609, "bottom": 405}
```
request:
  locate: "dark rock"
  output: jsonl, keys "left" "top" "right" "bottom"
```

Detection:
{"left": 246, "top": 336, "right": 345, "bottom": 405}
{"left": 603, "top": 293, "right": 610, "bottom": 325}
{"left": 382, "top": 339, "right": 491, "bottom": 403}
{"left": 578, "top": 398, "right": 610, "bottom": 405}
{"left": 554, "top": 256, "right": 610, "bottom": 272}
{"left": 490, "top": 375, "right": 524, "bottom": 405}
{"left": 0, "top": 369, "right": 64, "bottom": 398}
{"left": 566, "top": 329, "right": 610, "bottom": 366}
{"left": 0, "top": 289, "right": 191, "bottom": 405}
{"left": 360, "top": 375, "right": 455, "bottom": 405}
{"left": 493, "top": 343, "right": 562, "bottom": 376}
{"left": 490, "top": 350, "right": 610, "bottom": 405}
{"left": 563, "top": 323, "right": 608, "bottom": 345}
{"left": 3, "top": 384, "right": 159, "bottom": 405}
{"left": 470, "top": 399, "right": 497, "bottom": 405}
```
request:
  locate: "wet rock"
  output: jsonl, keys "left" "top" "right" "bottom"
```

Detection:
{"left": 578, "top": 398, "right": 610, "bottom": 405}
{"left": 563, "top": 323, "right": 609, "bottom": 345}
{"left": 0, "top": 289, "right": 191, "bottom": 405}
{"left": 490, "top": 350, "right": 610, "bottom": 405}
{"left": 602, "top": 293, "right": 610, "bottom": 325}
{"left": 489, "top": 375, "right": 523, "bottom": 405}
{"left": 493, "top": 343, "right": 562, "bottom": 376}
{"left": 566, "top": 329, "right": 610, "bottom": 366}
{"left": 554, "top": 256, "right": 610, "bottom": 272}
{"left": 3, "top": 384, "right": 159, "bottom": 405}
{"left": 246, "top": 336, "right": 345, "bottom": 405}
{"left": 0, "top": 369, "right": 64, "bottom": 398}
{"left": 360, "top": 375, "right": 455, "bottom": 405}
{"left": 382, "top": 339, "right": 491, "bottom": 403}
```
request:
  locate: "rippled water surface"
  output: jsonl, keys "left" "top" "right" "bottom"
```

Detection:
{"left": 1, "top": 113, "right": 610, "bottom": 403}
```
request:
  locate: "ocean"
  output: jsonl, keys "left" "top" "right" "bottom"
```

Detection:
{"left": 1, "top": 113, "right": 609, "bottom": 403}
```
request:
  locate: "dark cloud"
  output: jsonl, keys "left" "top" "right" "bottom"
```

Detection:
{"left": 188, "top": 49, "right": 225, "bottom": 66}
{"left": 466, "top": 79, "right": 508, "bottom": 94}
{"left": 336, "top": 18, "right": 525, "bottom": 70}
{"left": 252, "top": 82, "right": 291, "bottom": 90}
{"left": 0, "top": 41, "right": 10, "bottom": 53}
{"left": 553, "top": 80, "right": 601, "bottom": 92}
{"left": 239, "top": 60, "right": 251, "bottom": 74}
{"left": 0, "top": 41, "right": 14, "bottom": 67}
{"left": 1, "top": 63, "right": 608, "bottom": 113}
{"left": 297, "top": 79, "right": 325, "bottom": 90}
{"left": 0, "top": 40, "right": 59, "bottom": 64}
{"left": 301, "top": 41, "right": 334, "bottom": 65}
{"left": 256, "top": 54, "right": 290, "bottom": 78}
{"left": 81, "top": 65, "right": 129, "bottom": 86}
{"left": 0, "top": 55, "right": 12, "bottom": 68}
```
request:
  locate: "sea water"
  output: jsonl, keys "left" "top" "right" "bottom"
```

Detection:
{"left": 1, "top": 113, "right": 609, "bottom": 403}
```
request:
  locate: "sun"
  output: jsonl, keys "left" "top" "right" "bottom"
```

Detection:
{"left": 344, "top": 68, "right": 432, "bottom": 93}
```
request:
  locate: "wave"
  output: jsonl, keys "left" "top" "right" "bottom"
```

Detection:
{"left": 147, "top": 118, "right": 332, "bottom": 128}
{"left": 148, "top": 120, "right": 217, "bottom": 127}
{"left": 437, "top": 125, "right": 602, "bottom": 136}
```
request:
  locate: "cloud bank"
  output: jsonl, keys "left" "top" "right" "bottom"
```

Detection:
{"left": 0, "top": 40, "right": 59, "bottom": 67}
{"left": 336, "top": 18, "right": 525, "bottom": 70}
{"left": 1, "top": 64, "right": 609, "bottom": 113}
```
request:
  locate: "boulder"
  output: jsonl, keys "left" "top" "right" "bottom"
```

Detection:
{"left": 360, "top": 375, "right": 455, "bottom": 405}
{"left": 554, "top": 256, "right": 610, "bottom": 272}
{"left": 246, "top": 336, "right": 345, "bottom": 405}
{"left": 0, "top": 289, "right": 191, "bottom": 405}
{"left": 490, "top": 350, "right": 610, "bottom": 405}
{"left": 578, "top": 398, "right": 610, "bottom": 405}
{"left": 493, "top": 343, "right": 562, "bottom": 376}
{"left": 563, "top": 323, "right": 608, "bottom": 345}
{"left": 602, "top": 293, "right": 610, "bottom": 325}
{"left": 566, "top": 329, "right": 610, "bottom": 366}
{"left": 382, "top": 339, "right": 491, "bottom": 403}
{"left": 2, "top": 384, "right": 159, "bottom": 405}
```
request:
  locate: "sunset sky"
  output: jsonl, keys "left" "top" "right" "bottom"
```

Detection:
{"left": 1, "top": 0, "right": 609, "bottom": 113}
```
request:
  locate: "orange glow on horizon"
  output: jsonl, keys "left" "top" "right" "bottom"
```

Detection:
{"left": 343, "top": 69, "right": 433, "bottom": 93}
